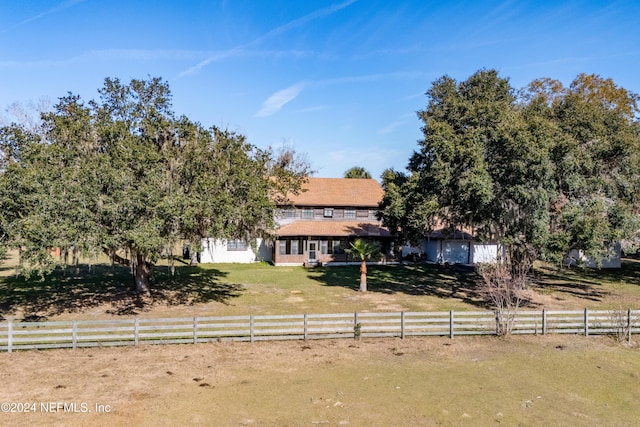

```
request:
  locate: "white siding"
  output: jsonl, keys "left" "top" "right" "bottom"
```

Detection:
{"left": 200, "top": 238, "right": 272, "bottom": 264}
{"left": 424, "top": 240, "right": 439, "bottom": 262}
{"left": 565, "top": 243, "right": 621, "bottom": 269}
{"left": 471, "top": 244, "right": 500, "bottom": 264}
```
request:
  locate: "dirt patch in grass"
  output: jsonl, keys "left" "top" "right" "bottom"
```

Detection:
{"left": 0, "top": 335, "right": 639, "bottom": 426}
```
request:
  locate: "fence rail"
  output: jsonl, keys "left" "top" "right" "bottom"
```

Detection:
{"left": 0, "top": 308, "right": 638, "bottom": 352}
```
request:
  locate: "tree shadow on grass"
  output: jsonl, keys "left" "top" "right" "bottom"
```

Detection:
{"left": 309, "top": 260, "right": 640, "bottom": 311}
{"left": 0, "top": 263, "right": 244, "bottom": 320}
{"left": 308, "top": 263, "right": 489, "bottom": 308}
{"left": 531, "top": 259, "right": 640, "bottom": 303}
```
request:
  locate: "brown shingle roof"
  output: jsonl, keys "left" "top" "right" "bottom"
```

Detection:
{"left": 277, "top": 220, "right": 390, "bottom": 238}
{"left": 286, "top": 178, "right": 383, "bottom": 207}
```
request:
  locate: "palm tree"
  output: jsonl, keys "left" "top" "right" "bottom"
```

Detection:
{"left": 346, "top": 239, "right": 381, "bottom": 292}
{"left": 343, "top": 166, "right": 372, "bottom": 179}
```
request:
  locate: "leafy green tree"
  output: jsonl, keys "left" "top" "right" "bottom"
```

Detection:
{"left": 345, "top": 239, "right": 381, "bottom": 292}
{"left": 343, "top": 166, "right": 372, "bottom": 179}
{"left": 380, "top": 69, "right": 640, "bottom": 271}
{"left": 0, "top": 77, "right": 306, "bottom": 294}
{"left": 380, "top": 70, "right": 640, "bottom": 332}
{"left": 382, "top": 70, "right": 555, "bottom": 269}
{"left": 526, "top": 73, "right": 640, "bottom": 262}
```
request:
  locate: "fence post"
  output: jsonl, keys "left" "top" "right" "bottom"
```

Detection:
{"left": 304, "top": 314, "right": 308, "bottom": 341}
{"left": 193, "top": 317, "right": 198, "bottom": 345}
{"left": 495, "top": 311, "right": 501, "bottom": 335}
{"left": 401, "top": 312, "right": 405, "bottom": 339}
{"left": 542, "top": 309, "right": 547, "bottom": 335}
{"left": 250, "top": 316, "right": 254, "bottom": 343}
{"left": 354, "top": 312, "right": 359, "bottom": 339}
{"left": 584, "top": 308, "right": 589, "bottom": 336}
{"left": 7, "top": 319, "right": 12, "bottom": 353}
{"left": 72, "top": 320, "right": 77, "bottom": 350}
{"left": 628, "top": 308, "right": 632, "bottom": 344}
{"left": 449, "top": 311, "right": 454, "bottom": 339}
{"left": 134, "top": 318, "right": 139, "bottom": 346}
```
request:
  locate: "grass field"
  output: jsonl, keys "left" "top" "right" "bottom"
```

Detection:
{"left": 1, "top": 253, "right": 640, "bottom": 426}
{"left": 1, "top": 251, "right": 640, "bottom": 322}
{"left": 0, "top": 335, "right": 639, "bottom": 426}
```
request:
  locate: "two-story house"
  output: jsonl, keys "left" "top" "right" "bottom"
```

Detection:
{"left": 273, "top": 177, "right": 392, "bottom": 266}
{"left": 199, "top": 177, "right": 392, "bottom": 265}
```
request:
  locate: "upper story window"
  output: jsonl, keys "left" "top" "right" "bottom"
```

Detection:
{"left": 228, "top": 240, "right": 247, "bottom": 251}
{"left": 323, "top": 208, "right": 334, "bottom": 218}
{"left": 368, "top": 210, "right": 378, "bottom": 220}
{"left": 345, "top": 209, "right": 356, "bottom": 219}
{"left": 301, "top": 208, "right": 314, "bottom": 219}
{"left": 280, "top": 208, "right": 296, "bottom": 219}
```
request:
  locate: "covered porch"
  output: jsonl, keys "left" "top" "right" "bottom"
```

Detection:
{"left": 273, "top": 221, "right": 392, "bottom": 267}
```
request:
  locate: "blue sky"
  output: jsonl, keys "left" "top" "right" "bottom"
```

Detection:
{"left": 1, "top": 1, "right": 638, "bottom": 179}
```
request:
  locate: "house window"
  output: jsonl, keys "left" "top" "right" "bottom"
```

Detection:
{"left": 280, "top": 208, "right": 296, "bottom": 219}
{"left": 320, "top": 240, "right": 328, "bottom": 254}
{"left": 357, "top": 210, "right": 368, "bottom": 218}
{"left": 301, "top": 209, "right": 314, "bottom": 219}
{"left": 368, "top": 210, "right": 377, "bottom": 220}
{"left": 228, "top": 240, "right": 247, "bottom": 251}
{"left": 323, "top": 208, "right": 333, "bottom": 218}
{"left": 345, "top": 209, "right": 356, "bottom": 219}
{"left": 278, "top": 239, "right": 304, "bottom": 255}
{"left": 330, "top": 239, "right": 344, "bottom": 254}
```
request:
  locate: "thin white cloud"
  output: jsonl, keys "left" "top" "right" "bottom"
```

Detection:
{"left": 296, "top": 105, "right": 328, "bottom": 113}
{"left": 318, "top": 71, "right": 424, "bottom": 86}
{"left": 179, "top": 48, "right": 312, "bottom": 77}
{"left": 179, "top": 0, "right": 358, "bottom": 77}
{"left": 0, "top": 49, "right": 205, "bottom": 68}
{"left": 403, "top": 92, "right": 424, "bottom": 101}
{"left": 378, "top": 113, "right": 415, "bottom": 134}
{"left": 251, "top": 0, "right": 358, "bottom": 44}
{"left": 255, "top": 71, "right": 423, "bottom": 118}
{"left": 378, "top": 121, "right": 406, "bottom": 135}
{"left": 178, "top": 49, "right": 243, "bottom": 77}
{"left": 1, "top": 0, "right": 87, "bottom": 33}
{"left": 0, "top": 48, "right": 313, "bottom": 70}
{"left": 255, "top": 83, "right": 306, "bottom": 117}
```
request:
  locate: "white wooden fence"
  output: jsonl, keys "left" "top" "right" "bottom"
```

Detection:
{"left": 0, "top": 309, "right": 638, "bottom": 352}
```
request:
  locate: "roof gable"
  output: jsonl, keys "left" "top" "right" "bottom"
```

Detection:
{"left": 286, "top": 178, "right": 383, "bottom": 207}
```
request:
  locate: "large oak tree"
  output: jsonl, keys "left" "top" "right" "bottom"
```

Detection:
{"left": 0, "top": 77, "right": 307, "bottom": 294}
{"left": 380, "top": 70, "right": 640, "bottom": 269}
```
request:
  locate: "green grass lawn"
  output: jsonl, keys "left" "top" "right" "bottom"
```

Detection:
{"left": 1, "top": 251, "right": 640, "bottom": 321}
{"left": 1, "top": 254, "right": 640, "bottom": 426}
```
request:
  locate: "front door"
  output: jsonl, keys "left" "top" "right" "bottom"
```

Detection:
{"left": 308, "top": 241, "right": 318, "bottom": 263}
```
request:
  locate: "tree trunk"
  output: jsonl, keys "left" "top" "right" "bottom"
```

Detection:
{"left": 359, "top": 260, "right": 368, "bottom": 292}
{"left": 132, "top": 252, "right": 151, "bottom": 295}
{"left": 168, "top": 249, "right": 175, "bottom": 276}
{"left": 72, "top": 246, "right": 79, "bottom": 275}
